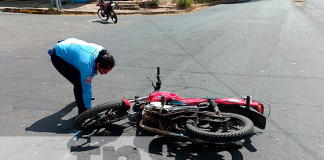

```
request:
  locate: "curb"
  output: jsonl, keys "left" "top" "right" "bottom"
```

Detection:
{"left": 0, "top": 7, "right": 184, "bottom": 15}
{"left": 1, "top": 8, "right": 63, "bottom": 15}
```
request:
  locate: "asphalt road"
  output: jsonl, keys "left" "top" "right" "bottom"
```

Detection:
{"left": 1, "top": 0, "right": 324, "bottom": 159}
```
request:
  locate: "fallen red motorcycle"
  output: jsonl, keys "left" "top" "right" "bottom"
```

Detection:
{"left": 74, "top": 67, "right": 270, "bottom": 144}
{"left": 97, "top": 0, "right": 117, "bottom": 23}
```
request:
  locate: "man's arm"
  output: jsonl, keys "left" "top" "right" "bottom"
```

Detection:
{"left": 81, "top": 74, "right": 93, "bottom": 109}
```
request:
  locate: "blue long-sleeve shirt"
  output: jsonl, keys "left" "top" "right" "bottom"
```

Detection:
{"left": 54, "top": 38, "right": 104, "bottom": 109}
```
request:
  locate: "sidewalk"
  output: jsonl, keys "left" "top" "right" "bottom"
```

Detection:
{"left": 0, "top": 0, "right": 186, "bottom": 15}
{"left": 0, "top": 0, "right": 233, "bottom": 15}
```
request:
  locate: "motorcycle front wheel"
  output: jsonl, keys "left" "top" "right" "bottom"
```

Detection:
{"left": 185, "top": 112, "right": 254, "bottom": 142}
{"left": 110, "top": 10, "right": 118, "bottom": 23}
{"left": 97, "top": 8, "right": 108, "bottom": 21}
{"left": 74, "top": 101, "right": 128, "bottom": 130}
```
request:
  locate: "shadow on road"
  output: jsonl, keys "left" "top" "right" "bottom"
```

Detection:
{"left": 144, "top": 137, "right": 244, "bottom": 160}
{"left": 67, "top": 123, "right": 125, "bottom": 151}
{"left": 90, "top": 20, "right": 115, "bottom": 24}
{"left": 67, "top": 115, "right": 258, "bottom": 160}
{"left": 66, "top": 116, "right": 145, "bottom": 153}
{"left": 243, "top": 132, "right": 263, "bottom": 152}
{"left": 25, "top": 102, "right": 77, "bottom": 134}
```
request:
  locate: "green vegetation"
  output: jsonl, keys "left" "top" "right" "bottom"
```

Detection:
{"left": 149, "top": 0, "right": 160, "bottom": 7}
{"left": 48, "top": 6, "right": 54, "bottom": 10}
{"left": 174, "top": 0, "right": 194, "bottom": 8}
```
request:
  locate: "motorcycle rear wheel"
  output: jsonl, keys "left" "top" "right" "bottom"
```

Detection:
{"left": 185, "top": 112, "right": 254, "bottom": 142}
{"left": 110, "top": 10, "right": 118, "bottom": 23}
{"left": 97, "top": 8, "right": 108, "bottom": 21}
{"left": 74, "top": 101, "right": 127, "bottom": 130}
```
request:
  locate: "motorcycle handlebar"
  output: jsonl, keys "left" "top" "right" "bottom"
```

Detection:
{"left": 128, "top": 96, "right": 149, "bottom": 103}
{"left": 147, "top": 67, "right": 162, "bottom": 92}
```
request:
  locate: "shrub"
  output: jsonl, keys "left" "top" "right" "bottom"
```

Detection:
{"left": 174, "top": 0, "right": 193, "bottom": 8}
{"left": 48, "top": 6, "right": 54, "bottom": 10}
{"left": 150, "top": 0, "right": 160, "bottom": 7}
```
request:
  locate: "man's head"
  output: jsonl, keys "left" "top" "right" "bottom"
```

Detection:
{"left": 95, "top": 50, "right": 115, "bottom": 75}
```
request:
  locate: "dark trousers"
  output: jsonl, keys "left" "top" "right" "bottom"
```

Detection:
{"left": 51, "top": 53, "right": 87, "bottom": 114}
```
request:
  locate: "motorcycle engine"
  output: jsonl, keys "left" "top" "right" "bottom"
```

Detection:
{"left": 142, "top": 102, "right": 173, "bottom": 128}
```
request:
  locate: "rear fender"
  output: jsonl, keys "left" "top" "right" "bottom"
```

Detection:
{"left": 218, "top": 104, "right": 267, "bottom": 129}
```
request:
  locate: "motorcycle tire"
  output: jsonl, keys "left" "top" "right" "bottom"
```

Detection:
{"left": 97, "top": 8, "right": 108, "bottom": 21}
{"left": 74, "top": 101, "right": 127, "bottom": 130}
{"left": 185, "top": 112, "right": 254, "bottom": 142}
{"left": 110, "top": 10, "right": 118, "bottom": 24}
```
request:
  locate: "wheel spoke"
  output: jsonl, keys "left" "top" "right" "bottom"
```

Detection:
{"left": 185, "top": 113, "right": 254, "bottom": 142}
{"left": 227, "top": 124, "right": 242, "bottom": 130}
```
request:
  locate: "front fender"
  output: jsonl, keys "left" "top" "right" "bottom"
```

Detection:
{"left": 123, "top": 98, "right": 130, "bottom": 110}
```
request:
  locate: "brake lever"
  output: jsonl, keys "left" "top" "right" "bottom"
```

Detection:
{"left": 147, "top": 77, "right": 155, "bottom": 88}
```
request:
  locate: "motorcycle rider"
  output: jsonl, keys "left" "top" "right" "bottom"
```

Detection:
{"left": 48, "top": 38, "right": 115, "bottom": 114}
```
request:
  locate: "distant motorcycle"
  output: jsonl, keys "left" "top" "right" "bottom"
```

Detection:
{"left": 97, "top": 0, "right": 117, "bottom": 23}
